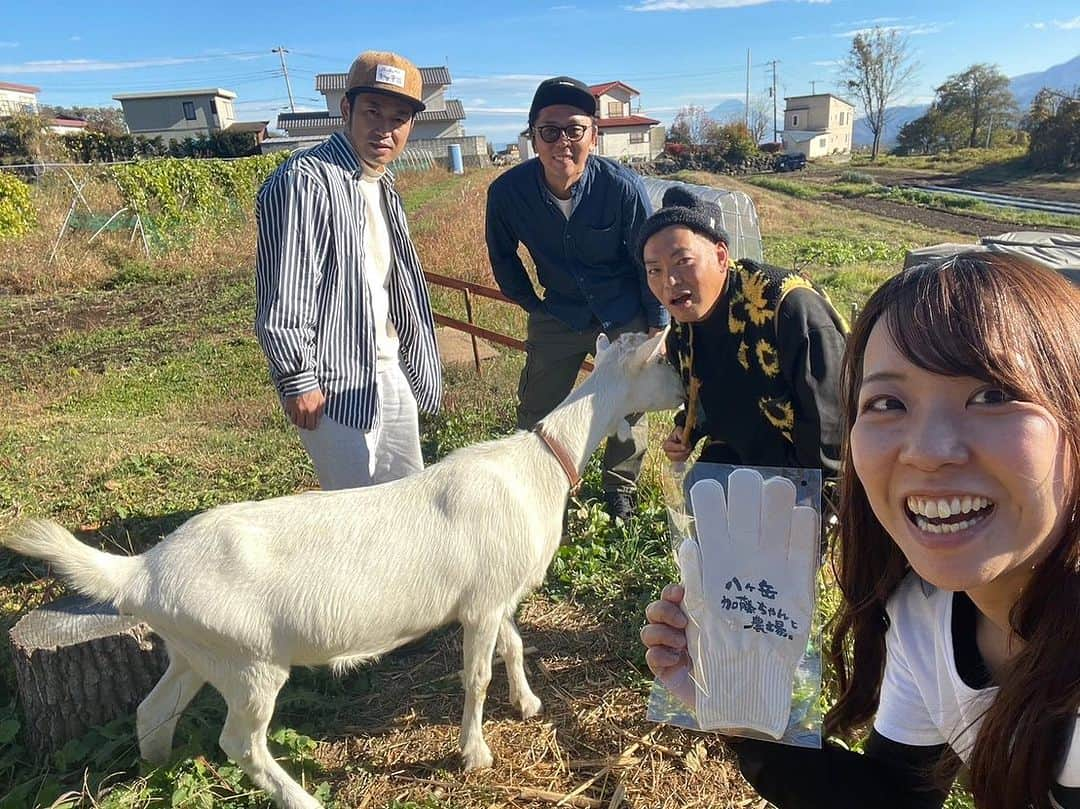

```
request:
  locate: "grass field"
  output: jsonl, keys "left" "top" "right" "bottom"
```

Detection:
{"left": 0, "top": 163, "right": 978, "bottom": 808}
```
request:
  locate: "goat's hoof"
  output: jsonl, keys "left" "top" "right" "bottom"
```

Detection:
{"left": 517, "top": 694, "right": 542, "bottom": 719}
{"left": 461, "top": 742, "right": 494, "bottom": 770}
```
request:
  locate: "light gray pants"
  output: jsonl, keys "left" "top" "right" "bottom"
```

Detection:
{"left": 517, "top": 308, "right": 649, "bottom": 495}
{"left": 297, "top": 362, "right": 423, "bottom": 490}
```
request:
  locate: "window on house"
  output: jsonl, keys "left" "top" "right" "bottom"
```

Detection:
{"left": 792, "top": 114, "right": 799, "bottom": 127}
{"left": 607, "top": 101, "right": 622, "bottom": 117}
{"left": 183, "top": 101, "right": 196, "bottom": 120}
{"left": 630, "top": 131, "right": 645, "bottom": 143}
{"left": 819, "top": 137, "right": 827, "bottom": 148}
{"left": 210, "top": 98, "right": 218, "bottom": 114}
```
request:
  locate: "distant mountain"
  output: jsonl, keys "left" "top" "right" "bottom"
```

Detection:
{"left": 851, "top": 54, "right": 1080, "bottom": 147}
{"left": 853, "top": 103, "right": 927, "bottom": 148}
{"left": 706, "top": 99, "right": 749, "bottom": 122}
{"left": 1010, "top": 53, "right": 1080, "bottom": 109}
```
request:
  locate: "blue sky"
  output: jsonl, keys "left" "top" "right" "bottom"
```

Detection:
{"left": 2, "top": 0, "right": 1078, "bottom": 148}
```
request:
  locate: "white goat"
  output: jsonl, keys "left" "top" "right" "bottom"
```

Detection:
{"left": 3, "top": 331, "right": 683, "bottom": 809}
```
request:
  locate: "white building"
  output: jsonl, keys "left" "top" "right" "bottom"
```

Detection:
{"left": 112, "top": 88, "right": 238, "bottom": 141}
{"left": 780, "top": 93, "right": 856, "bottom": 159}
{"left": 0, "top": 81, "right": 40, "bottom": 117}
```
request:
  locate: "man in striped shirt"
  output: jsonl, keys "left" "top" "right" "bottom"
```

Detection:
{"left": 255, "top": 51, "right": 442, "bottom": 490}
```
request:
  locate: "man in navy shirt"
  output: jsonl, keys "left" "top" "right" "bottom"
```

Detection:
{"left": 485, "top": 76, "right": 667, "bottom": 520}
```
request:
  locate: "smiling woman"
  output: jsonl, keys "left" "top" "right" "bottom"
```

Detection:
{"left": 642, "top": 252, "right": 1080, "bottom": 809}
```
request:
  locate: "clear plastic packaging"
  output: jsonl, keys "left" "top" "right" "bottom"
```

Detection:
{"left": 647, "top": 462, "right": 824, "bottom": 749}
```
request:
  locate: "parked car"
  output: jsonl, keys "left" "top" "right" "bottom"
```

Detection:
{"left": 774, "top": 153, "right": 807, "bottom": 172}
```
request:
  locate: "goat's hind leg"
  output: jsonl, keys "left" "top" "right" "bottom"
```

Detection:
{"left": 460, "top": 613, "right": 501, "bottom": 770}
{"left": 137, "top": 650, "right": 206, "bottom": 764}
{"left": 497, "top": 613, "right": 541, "bottom": 719}
{"left": 216, "top": 661, "right": 321, "bottom": 809}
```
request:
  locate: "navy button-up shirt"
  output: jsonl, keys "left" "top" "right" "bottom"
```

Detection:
{"left": 485, "top": 155, "right": 667, "bottom": 332}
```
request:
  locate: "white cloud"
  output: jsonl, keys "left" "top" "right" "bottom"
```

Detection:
{"left": 812, "top": 59, "right": 844, "bottom": 67}
{"left": 833, "top": 16, "right": 902, "bottom": 27}
{"left": 1029, "top": 16, "right": 1080, "bottom": 29}
{"left": 835, "top": 21, "right": 947, "bottom": 37}
{"left": 462, "top": 106, "right": 529, "bottom": 115}
{"left": 454, "top": 73, "right": 549, "bottom": 87}
{"left": 0, "top": 41, "right": 19, "bottom": 48}
{"left": 0, "top": 52, "right": 260, "bottom": 75}
{"left": 69, "top": 36, "right": 81, "bottom": 42}
{"left": 629, "top": 0, "right": 774, "bottom": 11}
{"left": 671, "top": 91, "right": 745, "bottom": 103}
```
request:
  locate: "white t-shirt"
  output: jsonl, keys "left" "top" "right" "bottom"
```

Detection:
{"left": 875, "top": 573, "right": 1080, "bottom": 787}
{"left": 357, "top": 164, "right": 401, "bottom": 365}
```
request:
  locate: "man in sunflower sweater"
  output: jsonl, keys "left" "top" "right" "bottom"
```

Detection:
{"left": 638, "top": 187, "right": 846, "bottom": 477}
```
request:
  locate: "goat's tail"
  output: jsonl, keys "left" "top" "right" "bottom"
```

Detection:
{"left": 2, "top": 518, "right": 139, "bottom": 604}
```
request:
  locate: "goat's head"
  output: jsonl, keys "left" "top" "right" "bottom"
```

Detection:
{"left": 592, "top": 330, "right": 684, "bottom": 436}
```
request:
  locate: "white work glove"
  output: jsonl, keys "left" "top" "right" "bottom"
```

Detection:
{"left": 677, "top": 469, "right": 818, "bottom": 738}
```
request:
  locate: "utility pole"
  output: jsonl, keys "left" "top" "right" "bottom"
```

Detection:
{"left": 768, "top": 60, "right": 780, "bottom": 143}
{"left": 272, "top": 46, "right": 296, "bottom": 114}
{"left": 810, "top": 79, "right": 819, "bottom": 94}
{"left": 745, "top": 48, "right": 751, "bottom": 129}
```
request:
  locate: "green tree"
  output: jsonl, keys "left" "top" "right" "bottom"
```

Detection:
{"left": 1025, "top": 87, "right": 1080, "bottom": 171}
{"left": 40, "top": 104, "right": 128, "bottom": 135}
{"left": 840, "top": 27, "right": 918, "bottom": 160}
{"left": 934, "top": 63, "right": 1017, "bottom": 148}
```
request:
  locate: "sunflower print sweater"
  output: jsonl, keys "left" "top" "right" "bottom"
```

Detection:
{"left": 666, "top": 259, "right": 848, "bottom": 475}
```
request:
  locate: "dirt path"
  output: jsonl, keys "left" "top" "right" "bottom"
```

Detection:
{"left": 823, "top": 195, "right": 1078, "bottom": 238}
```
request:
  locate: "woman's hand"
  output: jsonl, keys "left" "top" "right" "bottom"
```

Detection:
{"left": 641, "top": 583, "right": 695, "bottom": 709}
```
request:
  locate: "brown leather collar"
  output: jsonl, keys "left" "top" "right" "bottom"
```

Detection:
{"left": 533, "top": 425, "right": 581, "bottom": 494}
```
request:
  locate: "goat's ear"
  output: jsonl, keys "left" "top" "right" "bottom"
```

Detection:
{"left": 596, "top": 333, "right": 611, "bottom": 355}
{"left": 633, "top": 330, "right": 667, "bottom": 366}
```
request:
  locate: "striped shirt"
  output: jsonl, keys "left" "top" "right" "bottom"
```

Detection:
{"left": 255, "top": 131, "right": 442, "bottom": 431}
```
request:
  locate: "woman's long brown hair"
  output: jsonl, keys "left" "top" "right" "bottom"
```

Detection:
{"left": 824, "top": 253, "right": 1080, "bottom": 809}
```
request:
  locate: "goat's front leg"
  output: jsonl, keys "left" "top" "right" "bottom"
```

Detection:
{"left": 459, "top": 614, "right": 501, "bottom": 769}
{"left": 497, "top": 613, "right": 541, "bottom": 719}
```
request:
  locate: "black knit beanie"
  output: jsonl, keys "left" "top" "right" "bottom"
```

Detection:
{"left": 636, "top": 187, "right": 729, "bottom": 265}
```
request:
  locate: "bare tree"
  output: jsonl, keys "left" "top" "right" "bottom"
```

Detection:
{"left": 840, "top": 27, "right": 918, "bottom": 160}
{"left": 747, "top": 95, "right": 772, "bottom": 144}
{"left": 670, "top": 105, "right": 716, "bottom": 146}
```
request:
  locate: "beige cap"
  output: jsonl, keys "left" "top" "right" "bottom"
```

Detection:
{"left": 345, "top": 51, "right": 425, "bottom": 112}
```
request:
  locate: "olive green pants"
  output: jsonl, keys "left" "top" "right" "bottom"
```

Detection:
{"left": 516, "top": 308, "right": 649, "bottom": 495}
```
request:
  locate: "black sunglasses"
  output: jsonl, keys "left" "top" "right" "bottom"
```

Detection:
{"left": 534, "top": 123, "right": 591, "bottom": 143}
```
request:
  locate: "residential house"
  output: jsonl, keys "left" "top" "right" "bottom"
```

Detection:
{"left": 112, "top": 88, "right": 238, "bottom": 142}
{"left": 0, "top": 81, "right": 40, "bottom": 116}
{"left": 517, "top": 80, "right": 664, "bottom": 162}
{"left": 590, "top": 81, "right": 664, "bottom": 161}
{"left": 781, "top": 94, "right": 855, "bottom": 159}
{"left": 49, "top": 116, "right": 90, "bottom": 136}
{"left": 273, "top": 66, "right": 488, "bottom": 167}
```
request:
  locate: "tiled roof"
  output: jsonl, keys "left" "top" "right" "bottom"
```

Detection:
{"left": 0, "top": 81, "right": 41, "bottom": 94}
{"left": 315, "top": 66, "right": 452, "bottom": 92}
{"left": 596, "top": 114, "right": 659, "bottom": 128}
{"left": 589, "top": 81, "right": 640, "bottom": 97}
{"left": 278, "top": 100, "right": 465, "bottom": 131}
{"left": 419, "top": 99, "right": 464, "bottom": 122}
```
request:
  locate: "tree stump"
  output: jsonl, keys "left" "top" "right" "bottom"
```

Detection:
{"left": 9, "top": 594, "right": 168, "bottom": 756}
